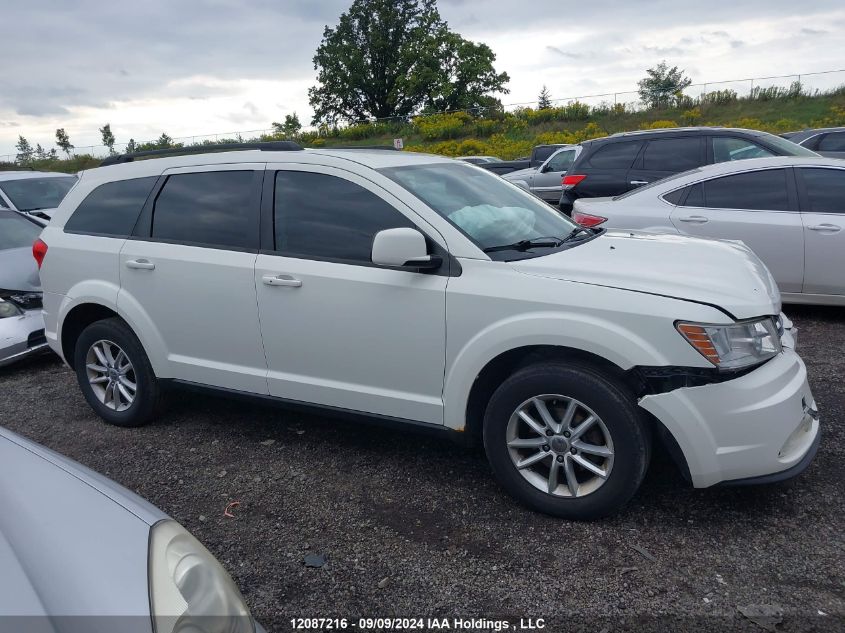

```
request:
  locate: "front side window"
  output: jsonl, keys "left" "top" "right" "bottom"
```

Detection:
{"left": 381, "top": 162, "right": 578, "bottom": 260}
{"left": 0, "top": 176, "right": 77, "bottom": 212}
{"left": 800, "top": 168, "right": 845, "bottom": 213}
{"left": 151, "top": 171, "right": 257, "bottom": 250}
{"left": 65, "top": 176, "right": 157, "bottom": 237}
{"left": 702, "top": 169, "right": 790, "bottom": 211}
{"left": 273, "top": 171, "right": 413, "bottom": 263}
{"left": 587, "top": 142, "right": 642, "bottom": 169}
{"left": 712, "top": 137, "right": 774, "bottom": 163}
{"left": 0, "top": 211, "right": 40, "bottom": 250}
{"left": 545, "top": 149, "right": 577, "bottom": 172}
{"left": 642, "top": 138, "right": 702, "bottom": 171}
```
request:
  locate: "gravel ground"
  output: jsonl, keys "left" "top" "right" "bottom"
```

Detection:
{"left": 1, "top": 305, "right": 843, "bottom": 633}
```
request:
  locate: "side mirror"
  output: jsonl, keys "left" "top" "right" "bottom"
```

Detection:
{"left": 372, "top": 228, "right": 442, "bottom": 271}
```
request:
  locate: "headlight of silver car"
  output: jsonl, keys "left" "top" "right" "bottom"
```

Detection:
{"left": 149, "top": 520, "right": 254, "bottom": 633}
{"left": 0, "top": 299, "right": 23, "bottom": 319}
{"left": 676, "top": 317, "right": 781, "bottom": 370}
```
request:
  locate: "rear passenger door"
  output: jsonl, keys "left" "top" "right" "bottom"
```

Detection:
{"left": 627, "top": 137, "right": 704, "bottom": 188}
{"left": 118, "top": 164, "right": 269, "bottom": 394}
{"left": 796, "top": 167, "right": 845, "bottom": 296}
{"left": 668, "top": 168, "right": 804, "bottom": 293}
{"left": 255, "top": 164, "right": 448, "bottom": 424}
{"left": 579, "top": 140, "right": 643, "bottom": 198}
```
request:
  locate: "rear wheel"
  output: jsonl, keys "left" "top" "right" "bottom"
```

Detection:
{"left": 73, "top": 318, "right": 161, "bottom": 427}
{"left": 483, "top": 361, "right": 650, "bottom": 519}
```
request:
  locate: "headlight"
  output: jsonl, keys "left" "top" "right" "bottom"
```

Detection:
{"left": 0, "top": 299, "right": 23, "bottom": 319}
{"left": 149, "top": 520, "right": 254, "bottom": 633}
{"left": 676, "top": 317, "right": 781, "bottom": 370}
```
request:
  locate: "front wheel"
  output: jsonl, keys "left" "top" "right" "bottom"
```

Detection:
{"left": 483, "top": 361, "right": 650, "bottom": 519}
{"left": 73, "top": 317, "right": 162, "bottom": 427}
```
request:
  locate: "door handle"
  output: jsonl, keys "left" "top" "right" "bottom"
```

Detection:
{"left": 125, "top": 259, "right": 156, "bottom": 270}
{"left": 630, "top": 180, "right": 649, "bottom": 185}
{"left": 262, "top": 274, "right": 302, "bottom": 288}
{"left": 807, "top": 223, "right": 841, "bottom": 233}
{"left": 677, "top": 215, "right": 709, "bottom": 224}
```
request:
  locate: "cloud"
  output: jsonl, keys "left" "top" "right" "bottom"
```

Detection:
{"left": 546, "top": 46, "right": 581, "bottom": 59}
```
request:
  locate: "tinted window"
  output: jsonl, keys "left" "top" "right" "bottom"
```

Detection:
{"left": 662, "top": 188, "right": 686, "bottom": 205}
{"left": 684, "top": 183, "right": 705, "bottom": 207}
{"left": 703, "top": 170, "right": 790, "bottom": 211}
{"left": 0, "top": 211, "right": 40, "bottom": 250}
{"left": 712, "top": 137, "right": 774, "bottom": 163}
{"left": 0, "top": 176, "right": 77, "bottom": 212}
{"left": 801, "top": 168, "right": 845, "bottom": 213}
{"left": 151, "top": 171, "right": 256, "bottom": 249}
{"left": 274, "top": 171, "right": 413, "bottom": 263}
{"left": 65, "top": 176, "right": 157, "bottom": 237}
{"left": 546, "top": 149, "right": 577, "bottom": 172}
{"left": 587, "top": 142, "right": 642, "bottom": 169}
{"left": 818, "top": 132, "right": 845, "bottom": 152}
{"left": 534, "top": 146, "right": 559, "bottom": 163}
{"left": 643, "top": 138, "right": 702, "bottom": 171}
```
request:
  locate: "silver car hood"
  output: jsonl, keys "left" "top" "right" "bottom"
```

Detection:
{"left": 513, "top": 230, "right": 780, "bottom": 319}
{"left": 0, "top": 428, "right": 166, "bottom": 624}
{"left": 502, "top": 167, "right": 537, "bottom": 181}
{"left": 0, "top": 246, "right": 41, "bottom": 293}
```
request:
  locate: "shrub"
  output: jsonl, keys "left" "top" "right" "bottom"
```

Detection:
{"left": 700, "top": 89, "right": 737, "bottom": 106}
{"left": 639, "top": 119, "right": 678, "bottom": 130}
{"left": 681, "top": 107, "right": 702, "bottom": 125}
{"left": 455, "top": 139, "right": 486, "bottom": 156}
{"left": 412, "top": 112, "right": 473, "bottom": 140}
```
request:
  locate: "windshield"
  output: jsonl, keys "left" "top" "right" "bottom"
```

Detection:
{"left": 0, "top": 211, "right": 41, "bottom": 250}
{"left": 380, "top": 162, "right": 578, "bottom": 260}
{"left": 758, "top": 132, "right": 819, "bottom": 157}
{"left": 0, "top": 176, "right": 77, "bottom": 212}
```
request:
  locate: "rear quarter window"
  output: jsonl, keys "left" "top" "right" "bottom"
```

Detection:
{"left": 65, "top": 176, "right": 158, "bottom": 237}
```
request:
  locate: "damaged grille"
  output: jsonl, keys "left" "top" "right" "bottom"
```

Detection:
{"left": 0, "top": 291, "right": 43, "bottom": 311}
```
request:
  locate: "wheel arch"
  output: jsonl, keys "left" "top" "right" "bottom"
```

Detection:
{"left": 60, "top": 302, "right": 123, "bottom": 364}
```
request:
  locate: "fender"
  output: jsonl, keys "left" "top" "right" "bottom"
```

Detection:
{"left": 442, "top": 310, "right": 676, "bottom": 431}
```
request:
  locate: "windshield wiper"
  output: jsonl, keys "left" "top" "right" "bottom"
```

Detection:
{"left": 561, "top": 226, "right": 595, "bottom": 242}
{"left": 483, "top": 236, "right": 564, "bottom": 254}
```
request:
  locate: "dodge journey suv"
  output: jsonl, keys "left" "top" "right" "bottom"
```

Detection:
{"left": 36, "top": 142, "right": 820, "bottom": 519}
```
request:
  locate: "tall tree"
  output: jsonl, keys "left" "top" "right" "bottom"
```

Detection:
{"left": 272, "top": 112, "right": 302, "bottom": 137}
{"left": 55, "top": 128, "right": 74, "bottom": 158}
{"left": 637, "top": 61, "right": 692, "bottom": 108}
{"left": 308, "top": 0, "right": 508, "bottom": 123}
{"left": 126, "top": 138, "right": 137, "bottom": 154}
{"left": 99, "top": 123, "right": 116, "bottom": 155}
{"left": 537, "top": 85, "right": 552, "bottom": 109}
{"left": 15, "top": 135, "right": 34, "bottom": 164}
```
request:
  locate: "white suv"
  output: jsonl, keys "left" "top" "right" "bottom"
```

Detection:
{"left": 36, "top": 142, "right": 820, "bottom": 519}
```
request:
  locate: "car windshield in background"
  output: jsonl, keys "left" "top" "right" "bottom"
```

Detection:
{"left": 613, "top": 168, "right": 702, "bottom": 200}
{"left": 381, "top": 163, "right": 578, "bottom": 260}
{"left": 758, "top": 132, "right": 820, "bottom": 157}
{"left": 0, "top": 176, "right": 77, "bottom": 212}
{"left": 0, "top": 211, "right": 41, "bottom": 250}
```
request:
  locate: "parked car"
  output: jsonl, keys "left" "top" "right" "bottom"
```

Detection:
{"left": 558, "top": 127, "right": 819, "bottom": 215}
{"left": 480, "top": 144, "right": 568, "bottom": 176}
{"left": 0, "top": 426, "right": 264, "bottom": 633}
{"left": 456, "top": 155, "right": 501, "bottom": 164}
{"left": 571, "top": 156, "right": 845, "bottom": 306}
{"left": 0, "top": 209, "right": 49, "bottom": 367}
{"left": 781, "top": 127, "right": 845, "bottom": 158}
{"left": 0, "top": 171, "right": 78, "bottom": 221}
{"left": 37, "top": 142, "right": 819, "bottom": 519}
{"left": 503, "top": 145, "right": 581, "bottom": 204}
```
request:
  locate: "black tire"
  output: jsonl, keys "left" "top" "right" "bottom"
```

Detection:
{"left": 73, "top": 317, "right": 162, "bottom": 427}
{"left": 483, "top": 361, "right": 650, "bottom": 520}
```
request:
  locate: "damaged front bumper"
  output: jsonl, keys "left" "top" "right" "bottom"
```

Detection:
{"left": 0, "top": 308, "right": 50, "bottom": 368}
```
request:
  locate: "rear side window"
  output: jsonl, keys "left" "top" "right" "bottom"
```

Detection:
{"left": 642, "top": 138, "right": 702, "bottom": 171}
{"left": 65, "top": 177, "right": 157, "bottom": 237}
{"left": 818, "top": 132, "right": 845, "bottom": 152}
{"left": 712, "top": 137, "right": 774, "bottom": 163}
{"left": 0, "top": 211, "right": 40, "bottom": 250}
{"left": 587, "top": 142, "right": 642, "bottom": 169}
{"left": 273, "top": 171, "right": 412, "bottom": 263}
{"left": 703, "top": 169, "right": 790, "bottom": 211}
{"left": 151, "top": 171, "right": 257, "bottom": 250}
{"left": 800, "top": 168, "right": 845, "bottom": 213}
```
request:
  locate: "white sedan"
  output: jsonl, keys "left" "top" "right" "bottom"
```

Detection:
{"left": 572, "top": 156, "right": 845, "bottom": 306}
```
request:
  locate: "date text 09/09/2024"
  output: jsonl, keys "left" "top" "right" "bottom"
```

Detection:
{"left": 290, "top": 618, "right": 547, "bottom": 630}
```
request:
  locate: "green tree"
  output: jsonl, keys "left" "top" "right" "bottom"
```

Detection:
{"left": 34, "top": 144, "right": 57, "bottom": 161}
{"left": 15, "top": 135, "right": 34, "bottom": 164}
{"left": 99, "top": 123, "right": 116, "bottom": 155}
{"left": 272, "top": 112, "right": 302, "bottom": 137}
{"left": 308, "top": 0, "right": 508, "bottom": 123}
{"left": 637, "top": 61, "right": 692, "bottom": 108}
{"left": 537, "top": 85, "right": 552, "bottom": 109}
{"left": 55, "top": 128, "right": 74, "bottom": 158}
{"left": 126, "top": 138, "right": 137, "bottom": 154}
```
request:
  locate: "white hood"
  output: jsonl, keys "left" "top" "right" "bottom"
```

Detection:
{"left": 512, "top": 230, "right": 781, "bottom": 319}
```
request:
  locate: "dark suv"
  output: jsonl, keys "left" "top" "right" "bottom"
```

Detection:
{"left": 558, "top": 127, "right": 818, "bottom": 214}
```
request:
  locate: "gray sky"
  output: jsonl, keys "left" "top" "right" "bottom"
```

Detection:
{"left": 2, "top": 0, "right": 844, "bottom": 157}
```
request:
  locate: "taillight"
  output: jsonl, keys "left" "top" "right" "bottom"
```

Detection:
{"left": 562, "top": 174, "right": 586, "bottom": 190}
{"left": 33, "top": 238, "right": 48, "bottom": 269}
{"left": 572, "top": 211, "right": 607, "bottom": 227}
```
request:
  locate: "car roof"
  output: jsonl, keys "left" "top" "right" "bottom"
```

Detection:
{"left": 787, "top": 126, "right": 845, "bottom": 140}
{"left": 0, "top": 171, "right": 76, "bottom": 181}
{"left": 584, "top": 127, "right": 769, "bottom": 147}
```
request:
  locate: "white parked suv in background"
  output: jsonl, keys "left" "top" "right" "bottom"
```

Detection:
{"left": 36, "top": 142, "right": 820, "bottom": 519}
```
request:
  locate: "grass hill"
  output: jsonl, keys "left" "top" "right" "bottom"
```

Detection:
{"left": 4, "top": 85, "right": 844, "bottom": 174}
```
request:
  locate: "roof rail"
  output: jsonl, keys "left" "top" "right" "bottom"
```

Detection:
{"left": 315, "top": 145, "right": 399, "bottom": 150}
{"left": 99, "top": 141, "right": 304, "bottom": 167}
